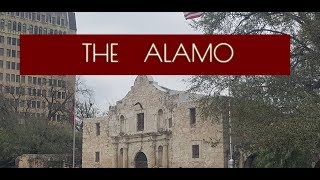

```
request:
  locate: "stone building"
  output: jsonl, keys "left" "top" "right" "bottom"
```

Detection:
{"left": 82, "top": 75, "right": 225, "bottom": 168}
{"left": 0, "top": 12, "right": 76, "bottom": 121}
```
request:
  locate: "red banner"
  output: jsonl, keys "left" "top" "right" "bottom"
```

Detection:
{"left": 20, "top": 35, "right": 290, "bottom": 75}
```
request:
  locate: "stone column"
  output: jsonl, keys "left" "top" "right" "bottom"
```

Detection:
{"left": 163, "top": 142, "right": 169, "bottom": 168}
{"left": 150, "top": 139, "right": 157, "bottom": 168}
{"left": 123, "top": 143, "right": 128, "bottom": 168}
{"left": 112, "top": 141, "right": 118, "bottom": 168}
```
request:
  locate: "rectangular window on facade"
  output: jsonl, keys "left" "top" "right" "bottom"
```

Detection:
{"left": 21, "top": 76, "right": 25, "bottom": 83}
{"left": 42, "top": 90, "right": 47, "bottom": 97}
{"left": 6, "top": 49, "right": 11, "bottom": 57}
{"left": 17, "top": 63, "right": 20, "bottom": 70}
{"left": 6, "top": 61, "right": 10, "bottom": 69}
{"left": 27, "top": 88, "right": 31, "bottom": 95}
{"left": 0, "top": 48, "right": 4, "bottom": 56}
{"left": 57, "top": 92, "right": 61, "bottom": 99}
{"left": 62, "top": 81, "right": 66, "bottom": 88}
{"left": 32, "top": 13, "right": 36, "bottom": 20}
{"left": 41, "top": 15, "right": 45, "bottom": 23}
{"left": 28, "top": 76, "right": 32, "bottom": 84}
{"left": 16, "top": 75, "right": 20, "bottom": 83}
{"left": 11, "top": 74, "right": 15, "bottom": 82}
{"left": 37, "top": 13, "right": 40, "bottom": 21}
{"left": 12, "top": 50, "right": 16, "bottom": 58}
{"left": 17, "top": 51, "right": 20, "bottom": 58}
{"left": 49, "top": 79, "right": 52, "bottom": 86}
{"left": 137, "top": 113, "right": 144, "bottom": 131}
{"left": 6, "top": 74, "right": 10, "bottom": 82}
{"left": 57, "top": 16, "right": 61, "bottom": 25}
{"left": 7, "top": 37, "right": 11, "bottom": 45}
{"left": 0, "top": 60, "right": 3, "bottom": 68}
{"left": 31, "top": 101, "right": 36, "bottom": 108}
{"left": 62, "top": 92, "right": 66, "bottom": 99}
{"left": 53, "top": 79, "right": 57, "bottom": 87}
{"left": 12, "top": 38, "right": 16, "bottom": 46}
{"left": 0, "top": 36, "right": 4, "bottom": 44}
{"left": 52, "top": 17, "right": 56, "bottom": 25}
{"left": 11, "top": 62, "right": 15, "bottom": 70}
{"left": 190, "top": 108, "right": 196, "bottom": 125}
{"left": 37, "top": 89, "right": 41, "bottom": 97}
{"left": 17, "top": 39, "right": 20, "bottom": 46}
{"left": 32, "top": 89, "right": 36, "bottom": 96}
{"left": 96, "top": 123, "right": 100, "bottom": 136}
{"left": 37, "top": 101, "right": 40, "bottom": 108}
{"left": 42, "top": 78, "right": 47, "bottom": 85}
{"left": 95, "top": 152, "right": 100, "bottom": 162}
{"left": 192, "top": 145, "right": 200, "bottom": 158}
{"left": 61, "top": 19, "right": 65, "bottom": 26}
{"left": 33, "top": 77, "right": 37, "bottom": 85}
{"left": 0, "top": 73, "right": 3, "bottom": 81}
{"left": 168, "top": 118, "right": 172, "bottom": 128}
{"left": 58, "top": 80, "right": 62, "bottom": 87}
{"left": 37, "top": 78, "right": 41, "bottom": 85}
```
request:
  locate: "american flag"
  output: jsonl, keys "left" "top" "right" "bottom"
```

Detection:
{"left": 183, "top": 12, "right": 204, "bottom": 20}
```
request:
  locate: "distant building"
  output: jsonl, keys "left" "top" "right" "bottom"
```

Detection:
{"left": 0, "top": 12, "right": 76, "bottom": 121}
{"left": 82, "top": 75, "right": 225, "bottom": 168}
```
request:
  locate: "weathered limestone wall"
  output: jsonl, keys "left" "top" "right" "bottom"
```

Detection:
{"left": 82, "top": 117, "right": 112, "bottom": 168}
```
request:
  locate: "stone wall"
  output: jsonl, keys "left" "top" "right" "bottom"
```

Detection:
{"left": 15, "top": 154, "right": 81, "bottom": 168}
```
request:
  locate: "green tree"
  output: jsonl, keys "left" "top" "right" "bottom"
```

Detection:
{"left": 0, "top": 94, "right": 82, "bottom": 168}
{"left": 188, "top": 12, "right": 320, "bottom": 167}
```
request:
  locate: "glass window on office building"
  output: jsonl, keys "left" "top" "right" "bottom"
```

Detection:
{"left": 0, "top": 48, "right": 4, "bottom": 56}
{"left": 0, "top": 36, "right": 4, "bottom": 44}
{"left": 7, "top": 37, "right": 11, "bottom": 45}
{"left": 6, "top": 49, "right": 11, "bottom": 57}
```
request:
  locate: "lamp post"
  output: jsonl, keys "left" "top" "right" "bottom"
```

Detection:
{"left": 228, "top": 76, "right": 234, "bottom": 168}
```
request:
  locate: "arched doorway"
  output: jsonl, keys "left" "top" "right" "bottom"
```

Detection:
{"left": 134, "top": 152, "right": 148, "bottom": 168}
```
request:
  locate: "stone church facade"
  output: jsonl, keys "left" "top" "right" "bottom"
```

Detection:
{"left": 82, "top": 76, "right": 225, "bottom": 168}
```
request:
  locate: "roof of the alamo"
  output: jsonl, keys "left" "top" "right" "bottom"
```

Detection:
{"left": 131, "top": 75, "right": 203, "bottom": 100}
{"left": 84, "top": 76, "right": 204, "bottom": 121}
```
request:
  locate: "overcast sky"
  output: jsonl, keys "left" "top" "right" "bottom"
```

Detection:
{"left": 76, "top": 12, "right": 201, "bottom": 111}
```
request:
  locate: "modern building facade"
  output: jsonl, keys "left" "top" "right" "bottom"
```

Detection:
{"left": 0, "top": 12, "right": 77, "bottom": 121}
{"left": 82, "top": 76, "right": 225, "bottom": 168}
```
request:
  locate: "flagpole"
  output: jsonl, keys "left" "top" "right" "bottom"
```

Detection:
{"left": 72, "top": 97, "right": 76, "bottom": 168}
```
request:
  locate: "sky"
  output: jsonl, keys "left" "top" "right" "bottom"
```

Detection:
{"left": 75, "top": 12, "right": 201, "bottom": 111}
